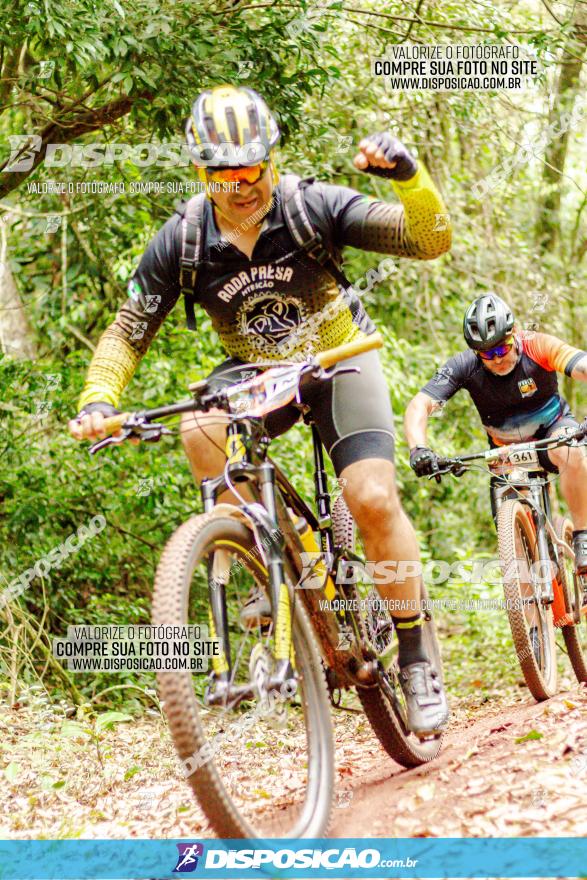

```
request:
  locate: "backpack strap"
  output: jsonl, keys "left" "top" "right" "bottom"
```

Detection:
{"left": 179, "top": 193, "right": 206, "bottom": 331}
{"left": 280, "top": 174, "right": 353, "bottom": 292}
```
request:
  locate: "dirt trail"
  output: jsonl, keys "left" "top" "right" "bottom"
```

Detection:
{"left": 330, "top": 684, "right": 587, "bottom": 838}
{"left": 1, "top": 684, "right": 586, "bottom": 840}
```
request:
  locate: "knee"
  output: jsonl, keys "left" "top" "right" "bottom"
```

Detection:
{"left": 347, "top": 479, "right": 402, "bottom": 526}
{"left": 180, "top": 409, "right": 227, "bottom": 472}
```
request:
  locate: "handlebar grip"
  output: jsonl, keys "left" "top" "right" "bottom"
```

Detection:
{"left": 314, "top": 331, "right": 383, "bottom": 369}
{"left": 102, "top": 413, "right": 130, "bottom": 433}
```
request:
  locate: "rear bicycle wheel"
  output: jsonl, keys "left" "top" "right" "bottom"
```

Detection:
{"left": 152, "top": 507, "right": 334, "bottom": 838}
{"left": 555, "top": 516, "right": 587, "bottom": 682}
{"left": 332, "top": 496, "right": 444, "bottom": 768}
{"left": 497, "top": 499, "right": 557, "bottom": 700}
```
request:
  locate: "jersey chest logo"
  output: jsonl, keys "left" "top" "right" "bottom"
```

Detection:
{"left": 238, "top": 293, "right": 306, "bottom": 345}
{"left": 518, "top": 377, "right": 538, "bottom": 397}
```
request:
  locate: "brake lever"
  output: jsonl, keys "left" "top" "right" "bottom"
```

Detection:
{"left": 89, "top": 422, "right": 172, "bottom": 454}
{"left": 89, "top": 429, "right": 134, "bottom": 455}
{"left": 311, "top": 365, "right": 361, "bottom": 381}
{"left": 430, "top": 457, "right": 442, "bottom": 484}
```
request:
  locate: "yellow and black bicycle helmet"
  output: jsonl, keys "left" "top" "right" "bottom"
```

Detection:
{"left": 186, "top": 85, "right": 280, "bottom": 167}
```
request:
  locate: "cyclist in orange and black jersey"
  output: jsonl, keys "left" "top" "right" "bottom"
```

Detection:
{"left": 405, "top": 294, "right": 587, "bottom": 572}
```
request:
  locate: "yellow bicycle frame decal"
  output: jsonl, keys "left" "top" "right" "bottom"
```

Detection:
{"left": 274, "top": 582, "right": 292, "bottom": 661}
{"left": 207, "top": 607, "right": 230, "bottom": 675}
{"left": 226, "top": 432, "right": 246, "bottom": 464}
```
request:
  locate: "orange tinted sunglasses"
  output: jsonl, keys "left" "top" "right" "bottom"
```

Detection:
{"left": 206, "top": 161, "right": 269, "bottom": 185}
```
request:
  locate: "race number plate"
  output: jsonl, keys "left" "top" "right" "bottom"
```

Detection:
{"left": 508, "top": 448, "right": 540, "bottom": 467}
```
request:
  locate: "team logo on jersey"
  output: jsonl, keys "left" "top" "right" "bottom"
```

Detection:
{"left": 518, "top": 377, "right": 538, "bottom": 397}
{"left": 432, "top": 364, "right": 454, "bottom": 387}
{"left": 238, "top": 293, "right": 306, "bottom": 350}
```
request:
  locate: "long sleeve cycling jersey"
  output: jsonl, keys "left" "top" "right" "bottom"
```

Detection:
{"left": 421, "top": 330, "right": 587, "bottom": 445}
{"left": 79, "top": 163, "right": 451, "bottom": 410}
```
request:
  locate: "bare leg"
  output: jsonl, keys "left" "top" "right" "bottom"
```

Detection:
{"left": 340, "top": 458, "right": 422, "bottom": 619}
{"left": 548, "top": 442, "right": 587, "bottom": 529}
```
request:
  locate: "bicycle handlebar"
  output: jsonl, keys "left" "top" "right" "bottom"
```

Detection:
{"left": 88, "top": 332, "right": 384, "bottom": 448}
{"left": 314, "top": 331, "right": 383, "bottom": 369}
{"left": 432, "top": 424, "right": 587, "bottom": 480}
{"left": 101, "top": 412, "right": 131, "bottom": 434}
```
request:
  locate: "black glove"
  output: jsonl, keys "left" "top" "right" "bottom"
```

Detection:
{"left": 360, "top": 132, "right": 418, "bottom": 181}
{"left": 409, "top": 446, "right": 439, "bottom": 477}
{"left": 76, "top": 402, "right": 121, "bottom": 421}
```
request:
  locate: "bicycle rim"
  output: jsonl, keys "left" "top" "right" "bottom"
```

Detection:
{"left": 152, "top": 509, "right": 334, "bottom": 838}
{"left": 497, "top": 499, "right": 557, "bottom": 699}
{"left": 555, "top": 516, "right": 587, "bottom": 682}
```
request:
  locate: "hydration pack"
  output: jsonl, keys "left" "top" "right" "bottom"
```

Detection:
{"left": 178, "top": 174, "right": 352, "bottom": 330}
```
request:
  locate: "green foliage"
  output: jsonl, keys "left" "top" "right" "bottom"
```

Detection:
{"left": 1, "top": 1, "right": 586, "bottom": 704}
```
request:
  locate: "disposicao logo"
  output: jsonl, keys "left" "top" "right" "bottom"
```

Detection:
{"left": 173, "top": 843, "right": 205, "bottom": 873}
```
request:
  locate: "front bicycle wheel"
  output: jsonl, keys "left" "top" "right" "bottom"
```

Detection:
{"left": 332, "top": 496, "right": 444, "bottom": 768}
{"left": 497, "top": 499, "right": 557, "bottom": 700}
{"left": 152, "top": 506, "right": 334, "bottom": 838}
{"left": 555, "top": 516, "right": 587, "bottom": 683}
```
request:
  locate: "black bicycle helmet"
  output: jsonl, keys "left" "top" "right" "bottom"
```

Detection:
{"left": 463, "top": 293, "right": 515, "bottom": 351}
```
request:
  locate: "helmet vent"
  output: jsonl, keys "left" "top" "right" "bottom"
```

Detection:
{"left": 247, "top": 103, "right": 260, "bottom": 140}
{"left": 203, "top": 114, "right": 219, "bottom": 145}
{"left": 225, "top": 106, "right": 240, "bottom": 145}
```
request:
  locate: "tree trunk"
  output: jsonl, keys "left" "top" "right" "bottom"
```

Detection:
{"left": 0, "top": 217, "right": 37, "bottom": 360}
{"left": 536, "top": 8, "right": 587, "bottom": 252}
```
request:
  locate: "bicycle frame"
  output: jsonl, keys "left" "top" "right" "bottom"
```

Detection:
{"left": 84, "top": 330, "right": 422, "bottom": 706}
{"left": 198, "top": 415, "right": 372, "bottom": 709}
{"left": 434, "top": 430, "right": 586, "bottom": 628}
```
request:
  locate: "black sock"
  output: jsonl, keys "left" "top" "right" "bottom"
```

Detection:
{"left": 392, "top": 614, "right": 427, "bottom": 668}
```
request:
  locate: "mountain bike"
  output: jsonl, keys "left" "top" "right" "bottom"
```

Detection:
{"left": 425, "top": 431, "right": 587, "bottom": 701}
{"left": 90, "top": 332, "right": 445, "bottom": 838}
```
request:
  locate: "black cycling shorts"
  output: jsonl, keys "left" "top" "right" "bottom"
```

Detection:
{"left": 204, "top": 348, "right": 395, "bottom": 475}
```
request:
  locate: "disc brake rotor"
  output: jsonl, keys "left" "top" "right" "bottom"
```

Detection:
{"left": 248, "top": 643, "right": 288, "bottom": 730}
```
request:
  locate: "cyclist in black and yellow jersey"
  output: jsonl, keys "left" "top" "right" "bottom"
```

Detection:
{"left": 69, "top": 85, "right": 451, "bottom": 735}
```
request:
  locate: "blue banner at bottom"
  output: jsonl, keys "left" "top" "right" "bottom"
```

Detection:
{"left": 0, "top": 837, "right": 585, "bottom": 879}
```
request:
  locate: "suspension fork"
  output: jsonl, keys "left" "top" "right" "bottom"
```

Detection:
{"left": 200, "top": 423, "right": 253, "bottom": 685}
{"left": 256, "top": 461, "right": 295, "bottom": 676}
{"left": 526, "top": 483, "right": 555, "bottom": 604}
{"left": 201, "top": 431, "right": 295, "bottom": 693}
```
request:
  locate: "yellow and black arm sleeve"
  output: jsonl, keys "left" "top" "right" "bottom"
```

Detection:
{"left": 319, "top": 163, "right": 452, "bottom": 260}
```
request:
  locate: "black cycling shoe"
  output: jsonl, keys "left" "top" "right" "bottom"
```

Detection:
{"left": 398, "top": 661, "right": 449, "bottom": 739}
{"left": 572, "top": 530, "right": 587, "bottom": 576}
{"left": 239, "top": 589, "right": 272, "bottom": 629}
